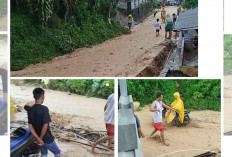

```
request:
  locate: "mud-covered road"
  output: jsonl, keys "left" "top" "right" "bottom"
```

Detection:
{"left": 135, "top": 106, "right": 221, "bottom": 157}
{"left": 10, "top": 84, "right": 113, "bottom": 157}
{"left": 224, "top": 76, "right": 232, "bottom": 133}
{"left": 11, "top": 6, "right": 177, "bottom": 77}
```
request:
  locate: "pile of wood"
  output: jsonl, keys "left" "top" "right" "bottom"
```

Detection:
{"left": 50, "top": 123, "right": 113, "bottom": 152}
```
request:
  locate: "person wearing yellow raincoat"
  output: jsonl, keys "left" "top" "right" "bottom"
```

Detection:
{"left": 161, "top": 7, "right": 167, "bottom": 23}
{"left": 165, "top": 92, "right": 184, "bottom": 124}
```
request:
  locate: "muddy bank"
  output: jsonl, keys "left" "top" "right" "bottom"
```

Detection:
{"left": 136, "top": 44, "right": 172, "bottom": 77}
{"left": 11, "top": 84, "right": 113, "bottom": 156}
{"left": 224, "top": 76, "right": 232, "bottom": 133}
{"left": 135, "top": 106, "right": 220, "bottom": 157}
{"left": 11, "top": 6, "right": 178, "bottom": 77}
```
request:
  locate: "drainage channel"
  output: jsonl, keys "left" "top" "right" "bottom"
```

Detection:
{"left": 136, "top": 46, "right": 173, "bottom": 77}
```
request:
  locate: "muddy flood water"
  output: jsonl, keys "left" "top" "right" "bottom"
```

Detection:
{"left": 224, "top": 76, "right": 232, "bottom": 133}
{"left": 11, "top": 84, "right": 114, "bottom": 157}
{"left": 135, "top": 106, "right": 221, "bottom": 157}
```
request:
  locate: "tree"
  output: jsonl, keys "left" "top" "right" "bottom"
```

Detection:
{"left": 183, "top": 0, "right": 198, "bottom": 9}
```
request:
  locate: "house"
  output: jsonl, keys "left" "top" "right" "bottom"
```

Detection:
{"left": 160, "top": 7, "right": 198, "bottom": 77}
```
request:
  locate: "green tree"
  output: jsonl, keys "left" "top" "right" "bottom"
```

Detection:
{"left": 183, "top": 0, "right": 198, "bottom": 9}
{"left": 125, "top": 79, "right": 221, "bottom": 111}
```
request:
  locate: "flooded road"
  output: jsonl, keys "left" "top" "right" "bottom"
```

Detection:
{"left": 135, "top": 106, "right": 221, "bottom": 157}
{"left": 224, "top": 76, "right": 232, "bottom": 133}
{"left": 12, "top": 6, "right": 177, "bottom": 77}
{"left": 11, "top": 84, "right": 113, "bottom": 157}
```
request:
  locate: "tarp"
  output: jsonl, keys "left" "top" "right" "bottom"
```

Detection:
{"left": 165, "top": 92, "right": 184, "bottom": 124}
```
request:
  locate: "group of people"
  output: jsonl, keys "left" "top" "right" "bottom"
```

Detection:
{"left": 126, "top": 5, "right": 182, "bottom": 39}
{"left": 155, "top": 5, "right": 182, "bottom": 39}
{"left": 134, "top": 92, "right": 184, "bottom": 146}
{"left": 24, "top": 88, "right": 115, "bottom": 156}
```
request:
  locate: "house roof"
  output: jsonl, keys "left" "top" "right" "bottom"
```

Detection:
{"left": 174, "top": 7, "right": 198, "bottom": 31}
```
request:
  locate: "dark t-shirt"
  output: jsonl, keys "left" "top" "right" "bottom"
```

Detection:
{"left": 134, "top": 115, "right": 141, "bottom": 138}
{"left": 0, "top": 69, "right": 7, "bottom": 93}
{"left": 28, "top": 104, "right": 54, "bottom": 144}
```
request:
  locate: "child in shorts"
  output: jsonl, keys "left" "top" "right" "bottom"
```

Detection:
{"left": 134, "top": 102, "right": 145, "bottom": 138}
{"left": 155, "top": 18, "right": 161, "bottom": 37}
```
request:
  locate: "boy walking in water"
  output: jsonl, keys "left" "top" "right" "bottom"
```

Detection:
{"left": 150, "top": 92, "right": 174, "bottom": 146}
{"left": 28, "top": 88, "right": 61, "bottom": 157}
{"left": 92, "top": 93, "right": 115, "bottom": 152}
{"left": 155, "top": 18, "right": 161, "bottom": 37}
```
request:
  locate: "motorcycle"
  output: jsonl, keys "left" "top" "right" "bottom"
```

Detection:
{"left": 172, "top": 110, "right": 191, "bottom": 126}
{"left": 11, "top": 126, "right": 40, "bottom": 157}
{"left": 193, "top": 35, "right": 198, "bottom": 49}
{"left": 163, "top": 109, "right": 191, "bottom": 126}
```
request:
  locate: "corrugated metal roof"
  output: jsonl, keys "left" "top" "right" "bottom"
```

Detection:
{"left": 174, "top": 7, "right": 198, "bottom": 30}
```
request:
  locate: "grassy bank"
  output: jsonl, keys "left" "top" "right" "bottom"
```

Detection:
{"left": 11, "top": 13, "right": 129, "bottom": 71}
{"left": 126, "top": 79, "right": 221, "bottom": 111}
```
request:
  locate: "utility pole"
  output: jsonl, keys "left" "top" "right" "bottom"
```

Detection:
{"left": 118, "top": 80, "right": 144, "bottom": 157}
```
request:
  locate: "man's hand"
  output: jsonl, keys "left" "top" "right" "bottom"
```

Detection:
{"left": 36, "top": 138, "right": 44, "bottom": 146}
{"left": 142, "top": 134, "right": 145, "bottom": 138}
{"left": 156, "top": 109, "right": 161, "bottom": 112}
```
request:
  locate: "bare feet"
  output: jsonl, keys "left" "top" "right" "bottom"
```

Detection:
{"left": 163, "top": 141, "right": 170, "bottom": 146}
{"left": 108, "top": 145, "right": 114, "bottom": 150}
{"left": 91, "top": 143, "right": 96, "bottom": 153}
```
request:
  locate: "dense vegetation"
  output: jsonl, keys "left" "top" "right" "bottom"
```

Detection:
{"left": 12, "top": 79, "right": 114, "bottom": 99}
{"left": 11, "top": 0, "right": 129, "bottom": 71}
{"left": 0, "top": 0, "right": 7, "bottom": 17}
{"left": 125, "top": 79, "right": 221, "bottom": 111}
{"left": 224, "top": 35, "right": 232, "bottom": 75}
{"left": 183, "top": 0, "right": 198, "bottom": 9}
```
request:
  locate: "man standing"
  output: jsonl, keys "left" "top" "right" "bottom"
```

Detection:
{"left": 28, "top": 88, "right": 61, "bottom": 157}
{"left": 150, "top": 92, "right": 174, "bottom": 146}
{"left": 92, "top": 93, "right": 115, "bottom": 152}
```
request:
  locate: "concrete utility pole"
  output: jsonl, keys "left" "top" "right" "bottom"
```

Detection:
{"left": 118, "top": 79, "right": 143, "bottom": 157}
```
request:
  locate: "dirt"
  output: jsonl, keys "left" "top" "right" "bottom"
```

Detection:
{"left": 10, "top": 84, "right": 113, "bottom": 157}
{"left": 0, "top": 15, "right": 7, "bottom": 31}
{"left": 136, "top": 45, "right": 172, "bottom": 77}
{"left": 135, "top": 106, "right": 221, "bottom": 157}
{"left": 11, "top": 6, "right": 177, "bottom": 77}
{"left": 224, "top": 76, "right": 232, "bottom": 133}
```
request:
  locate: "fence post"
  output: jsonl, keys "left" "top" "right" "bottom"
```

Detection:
{"left": 127, "top": 0, "right": 132, "bottom": 15}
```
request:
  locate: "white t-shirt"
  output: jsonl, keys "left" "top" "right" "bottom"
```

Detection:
{"left": 104, "top": 93, "right": 115, "bottom": 125}
{"left": 155, "top": 22, "right": 161, "bottom": 30}
{"left": 153, "top": 100, "right": 163, "bottom": 123}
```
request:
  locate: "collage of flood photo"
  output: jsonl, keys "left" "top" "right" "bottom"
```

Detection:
{"left": 0, "top": 0, "right": 230, "bottom": 156}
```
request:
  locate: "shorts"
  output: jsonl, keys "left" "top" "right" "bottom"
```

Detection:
{"left": 40, "top": 141, "right": 61, "bottom": 157}
{"left": 154, "top": 123, "right": 164, "bottom": 131}
{"left": 106, "top": 124, "right": 114, "bottom": 136}
{"left": 156, "top": 30, "right": 160, "bottom": 33}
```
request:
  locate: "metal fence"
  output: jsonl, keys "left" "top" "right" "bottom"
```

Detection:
{"left": 117, "top": 0, "right": 153, "bottom": 22}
